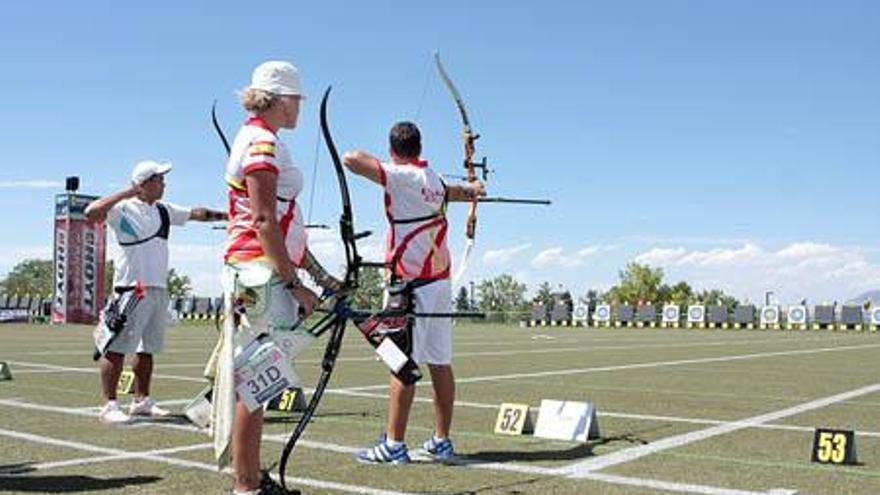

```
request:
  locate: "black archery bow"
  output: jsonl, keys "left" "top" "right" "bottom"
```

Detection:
{"left": 212, "top": 100, "right": 231, "bottom": 155}
{"left": 433, "top": 52, "right": 551, "bottom": 281}
{"left": 277, "top": 86, "right": 363, "bottom": 489}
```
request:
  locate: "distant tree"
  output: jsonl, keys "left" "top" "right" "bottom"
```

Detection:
{"left": 353, "top": 266, "right": 384, "bottom": 309}
{"left": 534, "top": 281, "right": 554, "bottom": 309}
{"left": 579, "top": 289, "right": 600, "bottom": 313}
{"left": 697, "top": 288, "right": 739, "bottom": 312}
{"left": 477, "top": 274, "right": 528, "bottom": 313}
{"left": 667, "top": 281, "right": 694, "bottom": 305}
{"left": 560, "top": 289, "right": 573, "bottom": 311}
{"left": 605, "top": 262, "right": 664, "bottom": 304}
{"left": 454, "top": 286, "right": 471, "bottom": 311}
{"left": 0, "top": 259, "right": 53, "bottom": 296}
{"left": 166, "top": 268, "right": 192, "bottom": 299}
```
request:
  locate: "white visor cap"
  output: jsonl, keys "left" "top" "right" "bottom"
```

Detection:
{"left": 248, "top": 61, "right": 304, "bottom": 97}
{"left": 131, "top": 160, "right": 172, "bottom": 185}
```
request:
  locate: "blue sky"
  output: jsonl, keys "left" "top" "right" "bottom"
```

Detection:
{"left": 1, "top": 1, "right": 878, "bottom": 304}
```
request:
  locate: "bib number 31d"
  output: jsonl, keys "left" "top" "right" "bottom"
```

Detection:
{"left": 234, "top": 340, "right": 293, "bottom": 412}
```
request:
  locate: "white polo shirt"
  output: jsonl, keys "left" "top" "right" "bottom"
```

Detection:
{"left": 106, "top": 198, "right": 191, "bottom": 288}
{"left": 378, "top": 159, "right": 450, "bottom": 280}
{"left": 224, "top": 116, "right": 307, "bottom": 266}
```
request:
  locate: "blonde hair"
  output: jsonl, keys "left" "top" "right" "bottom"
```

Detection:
{"left": 240, "top": 88, "right": 279, "bottom": 113}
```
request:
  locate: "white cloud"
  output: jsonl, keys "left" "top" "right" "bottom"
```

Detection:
{"left": 0, "top": 180, "right": 63, "bottom": 189}
{"left": 577, "top": 246, "right": 602, "bottom": 257}
{"left": 632, "top": 241, "right": 880, "bottom": 303}
{"left": 775, "top": 242, "right": 838, "bottom": 259}
{"left": 634, "top": 247, "right": 687, "bottom": 265}
{"left": 483, "top": 243, "right": 532, "bottom": 265}
{"left": 678, "top": 243, "right": 763, "bottom": 266}
{"left": 530, "top": 245, "right": 606, "bottom": 268}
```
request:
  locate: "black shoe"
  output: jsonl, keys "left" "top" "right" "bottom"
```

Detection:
{"left": 258, "top": 470, "right": 301, "bottom": 495}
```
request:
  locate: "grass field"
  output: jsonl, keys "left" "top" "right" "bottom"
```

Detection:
{"left": 1, "top": 321, "right": 879, "bottom": 494}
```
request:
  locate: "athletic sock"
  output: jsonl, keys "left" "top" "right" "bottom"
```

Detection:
{"left": 385, "top": 438, "right": 403, "bottom": 448}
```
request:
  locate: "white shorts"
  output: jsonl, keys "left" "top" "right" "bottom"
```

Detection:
{"left": 410, "top": 279, "right": 452, "bottom": 365}
{"left": 221, "top": 262, "right": 304, "bottom": 355}
{"left": 107, "top": 287, "right": 169, "bottom": 355}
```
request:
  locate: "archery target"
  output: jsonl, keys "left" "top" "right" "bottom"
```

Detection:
{"left": 637, "top": 305, "right": 656, "bottom": 322}
{"left": 662, "top": 305, "right": 680, "bottom": 323}
{"left": 531, "top": 303, "right": 547, "bottom": 322}
{"left": 840, "top": 305, "right": 863, "bottom": 325}
{"left": 760, "top": 305, "right": 780, "bottom": 325}
{"left": 734, "top": 305, "right": 755, "bottom": 324}
{"left": 787, "top": 305, "right": 807, "bottom": 325}
{"left": 708, "top": 305, "right": 727, "bottom": 324}
{"left": 594, "top": 304, "right": 611, "bottom": 322}
{"left": 871, "top": 307, "right": 880, "bottom": 326}
{"left": 687, "top": 305, "right": 705, "bottom": 323}
{"left": 573, "top": 304, "right": 589, "bottom": 323}
{"left": 814, "top": 305, "right": 835, "bottom": 325}
{"left": 618, "top": 305, "right": 635, "bottom": 322}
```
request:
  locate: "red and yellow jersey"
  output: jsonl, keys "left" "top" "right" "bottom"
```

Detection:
{"left": 378, "top": 159, "right": 450, "bottom": 280}
{"left": 223, "top": 117, "right": 307, "bottom": 265}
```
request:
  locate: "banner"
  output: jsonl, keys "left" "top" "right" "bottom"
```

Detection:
{"left": 0, "top": 309, "right": 30, "bottom": 323}
{"left": 52, "top": 222, "right": 68, "bottom": 323}
{"left": 52, "top": 193, "right": 106, "bottom": 325}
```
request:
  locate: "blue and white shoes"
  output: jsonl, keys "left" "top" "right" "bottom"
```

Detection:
{"left": 423, "top": 435, "right": 455, "bottom": 460}
{"left": 355, "top": 434, "right": 455, "bottom": 464}
{"left": 355, "top": 440, "right": 411, "bottom": 464}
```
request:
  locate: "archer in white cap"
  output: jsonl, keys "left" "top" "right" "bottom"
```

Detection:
{"left": 204, "top": 60, "right": 340, "bottom": 495}
{"left": 85, "top": 160, "right": 227, "bottom": 426}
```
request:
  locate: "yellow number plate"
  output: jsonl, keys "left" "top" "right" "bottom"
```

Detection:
{"left": 494, "top": 403, "right": 532, "bottom": 435}
{"left": 117, "top": 370, "right": 135, "bottom": 395}
{"left": 812, "top": 428, "right": 857, "bottom": 465}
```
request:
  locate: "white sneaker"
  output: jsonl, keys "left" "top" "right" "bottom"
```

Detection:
{"left": 99, "top": 401, "right": 132, "bottom": 424}
{"left": 129, "top": 396, "right": 171, "bottom": 417}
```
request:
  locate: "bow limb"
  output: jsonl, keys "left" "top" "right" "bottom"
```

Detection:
{"left": 211, "top": 100, "right": 232, "bottom": 155}
{"left": 278, "top": 86, "right": 358, "bottom": 489}
{"left": 435, "top": 52, "right": 480, "bottom": 281}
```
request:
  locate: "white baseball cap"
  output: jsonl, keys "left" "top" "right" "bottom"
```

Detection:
{"left": 247, "top": 61, "right": 304, "bottom": 97}
{"left": 131, "top": 160, "right": 172, "bottom": 185}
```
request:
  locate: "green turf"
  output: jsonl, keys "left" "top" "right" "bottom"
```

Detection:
{"left": 1, "top": 322, "right": 878, "bottom": 494}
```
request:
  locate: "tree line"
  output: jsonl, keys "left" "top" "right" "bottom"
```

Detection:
{"left": 0, "top": 259, "right": 192, "bottom": 299}
{"left": 1, "top": 258, "right": 738, "bottom": 318}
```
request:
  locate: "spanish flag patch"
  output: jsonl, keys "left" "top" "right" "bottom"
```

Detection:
{"left": 248, "top": 141, "right": 276, "bottom": 157}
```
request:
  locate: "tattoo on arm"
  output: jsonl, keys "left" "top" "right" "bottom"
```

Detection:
{"left": 300, "top": 250, "right": 334, "bottom": 289}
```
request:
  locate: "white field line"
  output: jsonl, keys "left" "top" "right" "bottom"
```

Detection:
{"left": 448, "top": 332, "right": 833, "bottom": 345}
{"left": 13, "top": 347, "right": 214, "bottom": 357}
{"left": 17, "top": 443, "right": 212, "bottom": 471}
{"left": 0, "top": 398, "right": 785, "bottom": 495}
{"left": 23, "top": 336, "right": 824, "bottom": 382}
{"left": 10, "top": 336, "right": 831, "bottom": 368}
{"left": 10, "top": 387, "right": 880, "bottom": 441}
{"left": 337, "top": 343, "right": 880, "bottom": 392}
{"left": 327, "top": 389, "right": 880, "bottom": 438}
{"left": 9, "top": 361, "right": 204, "bottom": 383}
{"left": 74, "top": 398, "right": 193, "bottom": 413}
{"left": 560, "top": 382, "right": 880, "bottom": 476}
{"left": 580, "top": 472, "right": 794, "bottom": 495}
{"left": 0, "top": 427, "right": 416, "bottom": 495}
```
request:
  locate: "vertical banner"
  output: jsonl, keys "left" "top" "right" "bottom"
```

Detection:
{"left": 52, "top": 211, "right": 68, "bottom": 323}
{"left": 52, "top": 193, "right": 106, "bottom": 325}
